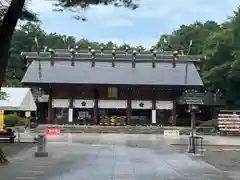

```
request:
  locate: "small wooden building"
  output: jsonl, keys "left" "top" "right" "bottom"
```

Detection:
{"left": 21, "top": 48, "right": 213, "bottom": 125}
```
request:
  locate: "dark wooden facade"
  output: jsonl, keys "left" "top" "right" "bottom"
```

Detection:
{"left": 43, "top": 85, "right": 178, "bottom": 125}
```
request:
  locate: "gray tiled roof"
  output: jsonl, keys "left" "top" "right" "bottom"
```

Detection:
{"left": 22, "top": 60, "right": 203, "bottom": 86}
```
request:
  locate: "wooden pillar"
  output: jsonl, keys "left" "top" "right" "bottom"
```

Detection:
{"left": 191, "top": 112, "right": 196, "bottom": 130}
{"left": 171, "top": 100, "right": 177, "bottom": 125}
{"left": 52, "top": 108, "right": 56, "bottom": 124}
{"left": 126, "top": 88, "right": 132, "bottom": 125}
{"left": 47, "top": 86, "right": 52, "bottom": 124}
{"left": 93, "top": 88, "right": 99, "bottom": 124}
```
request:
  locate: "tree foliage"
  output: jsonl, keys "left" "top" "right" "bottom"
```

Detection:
{"left": 0, "top": 0, "right": 38, "bottom": 22}
{"left": 0, "top": 0, "right": 139, "bottom": 90}
{"left": 5, "top": 22, "right": 137, "bottom": 86}
{"left": 153, "top": 7, "right": 240, "bottom": 104}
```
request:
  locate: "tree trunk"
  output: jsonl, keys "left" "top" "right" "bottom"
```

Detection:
{"left": 0, "top": 0, "right": 25, "bottom": 88}
{"left": 0, "top": 0, "right": 25, "bottom": 165}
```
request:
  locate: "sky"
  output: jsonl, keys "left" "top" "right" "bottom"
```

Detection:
{"left": 27, "top": 0, "right": 240, "bottom": 47}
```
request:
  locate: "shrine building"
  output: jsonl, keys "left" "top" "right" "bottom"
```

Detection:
{"left": 21, "top": 47, "right": 214, "bottom": 126}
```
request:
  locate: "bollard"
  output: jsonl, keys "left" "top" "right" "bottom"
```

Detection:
{"left": 34, "top": 134, "right": 48, "bottom": 157}
{"left": 188, "top": 136, "right": 204, "bottom": 155}
{"left": 188, "top": 136, "right": 196, "bottom": 153}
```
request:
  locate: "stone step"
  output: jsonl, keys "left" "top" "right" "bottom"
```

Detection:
{"left": 31, "top": 125, "right": 183, "bottom": 134}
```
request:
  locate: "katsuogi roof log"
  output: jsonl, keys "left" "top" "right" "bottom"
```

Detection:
{"left": 21, "top": 48, "right": 204, "bottom": 63}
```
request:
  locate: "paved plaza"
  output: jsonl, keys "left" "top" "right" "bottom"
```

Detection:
{"left": 0, "top": 134, "right": 237, "bottom": 180}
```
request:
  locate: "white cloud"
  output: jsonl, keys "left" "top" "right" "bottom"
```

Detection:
{"left": 97, "top": 36, "right": 158, "bottom": 48}
{"left": 27, "top": 0, "right": 240, "bottom": 46}
{"left": 28, "top": 0, "right": 55, "bottom": 13}
{"left": 105, "top": 18, "right": 134, "bottom": 28}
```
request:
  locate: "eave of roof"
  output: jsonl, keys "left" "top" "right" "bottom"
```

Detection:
{"left": 22, "top": 60, "right": 203, "bottom": 87}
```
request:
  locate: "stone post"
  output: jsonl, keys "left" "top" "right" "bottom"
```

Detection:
{"left": 34, "top": 135, "right": 48, "bottom": 157}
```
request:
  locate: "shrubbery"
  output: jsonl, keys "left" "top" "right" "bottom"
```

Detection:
{"left": 199, "top": 119, "right": 218, "bottom": 129}
{"left": 4, "top": 114, "right": 23, "bottom": 127}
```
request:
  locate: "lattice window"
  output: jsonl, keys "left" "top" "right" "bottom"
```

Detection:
{"left": 108, "top": 87, "right": 118, "bottom": 98}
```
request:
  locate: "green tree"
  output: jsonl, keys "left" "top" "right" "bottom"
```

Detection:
{"left": 154, "top": 7, "right": 240, "bottom": 104}
{"left": 0, "top": 0, "right": 139, "bottom": 89}
{"left": 5, "top": 22, "right": 135, "bottom": 86}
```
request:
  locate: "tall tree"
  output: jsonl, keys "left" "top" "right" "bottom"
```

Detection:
{"left": 153, "top": 7, "right": 240, "bottom": 104}
{"left": 0, "top": 0, "right": 138, "bottom": 89}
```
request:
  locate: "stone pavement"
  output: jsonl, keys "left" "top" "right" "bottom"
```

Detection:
{"left": 0, "top": 134, "right": 234, "bottom": 180}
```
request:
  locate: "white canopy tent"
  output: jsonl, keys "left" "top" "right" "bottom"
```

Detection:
{"left": 0, "top": 87, "right": 36, "bottom": 111}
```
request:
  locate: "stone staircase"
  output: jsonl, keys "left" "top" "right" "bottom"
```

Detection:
{"left": 31, "top": 125, "right": 191, "bottom": 134}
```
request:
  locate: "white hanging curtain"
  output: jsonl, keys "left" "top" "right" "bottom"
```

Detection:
{"left": 131, "top": 100, "right": 152, "bottom": 109}
{"left": 98, "top": 100, "right": 127, "bottom": 109}
{"left": 74, "top": 100, "right": 95, "bottom": 108}
{"left": 156, "top": 101, "right": 173, "bottom": 110}
{"left": 52, "top": 99, "right": 69, "bottom": 108}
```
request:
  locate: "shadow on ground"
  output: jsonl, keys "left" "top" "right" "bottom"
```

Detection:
{"left": 0, "top": 142, "right": 35, "bottom": 157}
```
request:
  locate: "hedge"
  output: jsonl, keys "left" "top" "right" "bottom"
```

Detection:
{"left": 4, "top": 114, "right": 23, "bottom": 127}
{"left": 199, "top": 119, "right": 218, "bottom": 128}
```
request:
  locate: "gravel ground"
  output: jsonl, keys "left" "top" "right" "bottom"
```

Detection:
{"left": 0, "top": 142, "right": 35, "bottom": 157}
{"left": 0, "top": 134, "right": 234, "bottom": 180}
{"left": 172, "top": 144, "right": 240, "bottom": 173}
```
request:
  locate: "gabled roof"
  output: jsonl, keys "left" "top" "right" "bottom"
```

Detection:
{"left": 22, "top": 61, "right": 203, "bottom": 86}
{"left": 0, "top": 87, "right": 36, "bottom": 111}
{"left": 21, "top": 49, "right": 204, "bottom": 87}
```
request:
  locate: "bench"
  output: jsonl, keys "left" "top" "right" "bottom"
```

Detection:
{"left": 0, "top": 129, "right": 15, "bottom": 143}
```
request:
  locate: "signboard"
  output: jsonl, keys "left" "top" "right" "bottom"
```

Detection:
{"left": 218, "top": 113, "right": 240, "bottom": 132}
{"left": 45, "top": 128, "right": 60, "bottom": 136}
{"left": 0, "top": 110, "right": 4, "bottom": 131}
{"left": 25, "top": 111, "right": 31, "bottom": 118}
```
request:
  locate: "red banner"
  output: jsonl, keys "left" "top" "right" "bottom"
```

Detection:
{"left": 45, "top": 128, "right": 60, "bottom": 135}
